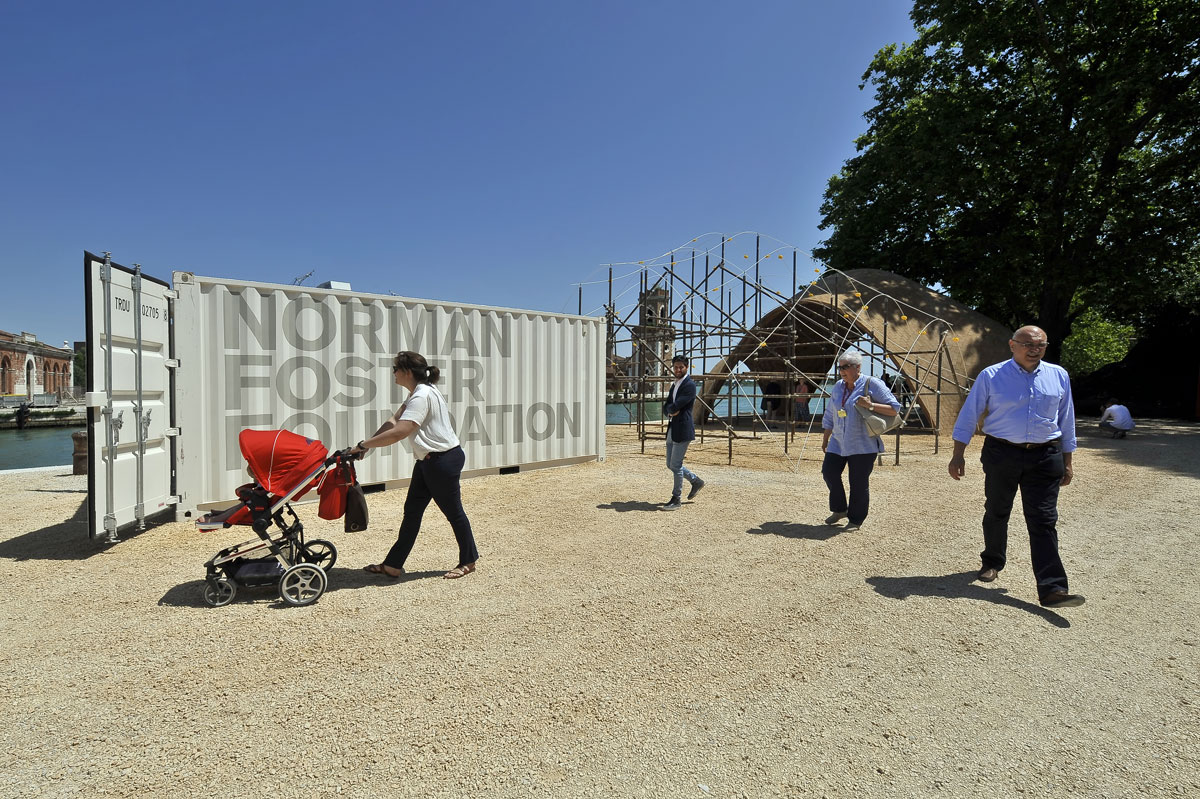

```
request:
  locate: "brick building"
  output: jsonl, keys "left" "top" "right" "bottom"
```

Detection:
{"left": 0, "top": 329, "right": 74, "bottom": 401}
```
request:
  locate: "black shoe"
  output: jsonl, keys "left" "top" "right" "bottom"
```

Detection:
{"left": 662, "top": 497, "right": 682, "bottom": 510}
{"left": 1039, "top": 591, "right": 1085, "bottom": 608}
{"left": 687, "top": 479, "right": 705, "bottom": 500}
{"left": 1118, "top": 431, "right": 1127, "bottom": 439}
{"left": 978, "top": 567, "right": 999, "bottom": 582}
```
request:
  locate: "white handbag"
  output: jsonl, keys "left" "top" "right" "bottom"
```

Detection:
{"left": 854, "top": 378, "right": 905, "bottom": 437}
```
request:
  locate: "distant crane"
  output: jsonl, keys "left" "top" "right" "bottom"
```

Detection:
{"left": 292, "top": 270, "right": 314, "bottom": 286}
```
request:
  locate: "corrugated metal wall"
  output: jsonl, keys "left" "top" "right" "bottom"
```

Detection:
{"left": 173, "top": 274, "right": 604, "bottom": 513}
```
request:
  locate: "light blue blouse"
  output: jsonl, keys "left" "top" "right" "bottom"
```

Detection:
{"left": 952, "top": 359, "right": 1076, "bottom": 453}
{"left": 822, "top": 376, "right": 902, "bottom": 456}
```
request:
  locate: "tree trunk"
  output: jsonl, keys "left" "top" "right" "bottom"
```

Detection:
{"left": 1037, "top": 285, "right": 1075, "bottom": 366}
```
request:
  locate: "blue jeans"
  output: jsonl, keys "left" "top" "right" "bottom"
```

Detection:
{"left": 665, "top": 438, "right": 699, "bottom": 498}
{"left": 384, "top": 446, "right": 479, "bottom": 569}
{"left": 821, "top": 451, "right": 876, "bottom": 524}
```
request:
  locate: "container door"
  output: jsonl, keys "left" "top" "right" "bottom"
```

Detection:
{"left": 84, "top": 252, "right": 176, "bottom": 541}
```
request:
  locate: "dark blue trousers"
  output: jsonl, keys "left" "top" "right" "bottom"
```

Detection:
{"left": 979, "top": 437, "right": 1069, "bottom": 597}
{"left": 821, "top": 451, "right": 877, "bottom": 524}
{"left": 384, "top": 446, "right": 479, "bottom": 569}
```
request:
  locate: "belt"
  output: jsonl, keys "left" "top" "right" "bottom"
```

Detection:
{"left": 422, "top": 445, "right": 461, "bottom": 461}
{"left": 985, "top": 435, "right": 1057, "bottom": 450}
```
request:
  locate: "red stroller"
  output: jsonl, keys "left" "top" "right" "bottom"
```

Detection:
{"left": 197, "top": 429, "right": 361, "bottom": 607}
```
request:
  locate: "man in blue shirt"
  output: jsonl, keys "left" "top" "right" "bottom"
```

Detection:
{"left": 948, "top": 326, "right": 1085, "bottom": 609}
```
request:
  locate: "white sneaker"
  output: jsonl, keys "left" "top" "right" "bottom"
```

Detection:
{"left": 824, "top": 512, "right": 848, "bottom": 525}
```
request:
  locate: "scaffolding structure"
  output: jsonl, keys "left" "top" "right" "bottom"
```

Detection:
{"left": 583, "top": 233, "right": 980, "bottom": 468}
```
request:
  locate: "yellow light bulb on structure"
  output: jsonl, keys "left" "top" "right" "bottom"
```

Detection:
{"left": 952, "top": 336, "right": 960, "bottom": 341}
{"left": 901, "top": 315, "right": 908, "bottom": 321}
{"left": 854, "top": 292, "right": 861, "bottom": 298}
{"left": 920, "top": 330, "right": 927, "bottom": 335}
{"left": 862, "top": 305, "right": 869, "bottom": 310}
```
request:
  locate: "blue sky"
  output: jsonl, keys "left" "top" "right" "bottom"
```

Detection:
{"left": 1, "top": 1, "right": 917, "bottom": 350}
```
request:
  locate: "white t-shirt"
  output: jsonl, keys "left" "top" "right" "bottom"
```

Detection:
{"left": 1099, "top": 404, "right": 1134, "bottom": 430}
{"left": 399, "top": 383, "right": 460, "bottom": 459}
{"left": 669, "top": 374, "right": 689, "bottom": 402}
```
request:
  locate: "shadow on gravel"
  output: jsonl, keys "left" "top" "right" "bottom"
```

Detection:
{"left": 867, "top": 571, "right": 1071, "bottom": 628}
{"left": 331, "top": 566, "right": 446, "bottom": 590}
{"left": 1079, "top": 420, "right": 1200, "bottom": 479}
{"left": 159, "top": 568, "right": 447, "bottom": 608}
{"left": 597, "top": 501, "right": 665, "bottom": 512}
{"left": 159, "top": 580, "right": 210, "bottom": 608}
{"left": 747, "top": 521, "right": 840, "bottom": 541}
{"left": 0, "top": 496, "right": 99, "bottom": 562}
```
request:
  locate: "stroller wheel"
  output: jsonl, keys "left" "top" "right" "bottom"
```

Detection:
{"left": 302, "top": 539, "right": 338, "bottom": 572}
{"left": 202, "top": 578, "right": 237, "bottom": 607}
{"left": 278, "top": 563, "right": 328, "bottom": 607}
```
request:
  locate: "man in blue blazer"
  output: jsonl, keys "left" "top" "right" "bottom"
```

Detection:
{"left": 662, "top": 355, "right": 705, "bottom": 510}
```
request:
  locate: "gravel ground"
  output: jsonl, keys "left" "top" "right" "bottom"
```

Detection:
{"left": 0, "top": 421, "right": 1196, "bottom": 799}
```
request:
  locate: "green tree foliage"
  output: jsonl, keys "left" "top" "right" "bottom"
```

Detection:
{"left": 73, "top": 348, "right": 86, "bottom": 388}
{"left": 815, "top": 0, "right": 1200, "bottom": 362}
{"left": 1060, "top": 305, "right": 1135, "bottom": 376}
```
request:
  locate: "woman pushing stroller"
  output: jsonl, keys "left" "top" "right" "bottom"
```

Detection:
{"left": 351, "top": 351, "right": 479, "bottom": 580}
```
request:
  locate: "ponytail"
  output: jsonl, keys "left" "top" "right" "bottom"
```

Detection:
{"left": 392, "top": 351, "right": 439, "bottom": 384}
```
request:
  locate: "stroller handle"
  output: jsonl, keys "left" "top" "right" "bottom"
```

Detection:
{"left": 327, "top": 447, "right": 365, "bottom": 466}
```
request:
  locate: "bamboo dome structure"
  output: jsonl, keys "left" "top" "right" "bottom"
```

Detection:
{"left": 695, "top": 268, "right": 1013, "bottom": 439}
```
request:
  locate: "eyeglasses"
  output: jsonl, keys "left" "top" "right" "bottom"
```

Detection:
{"left": 837, "top": 363, "right": 855, "bottom": 369}
{"left": 1011, "top": 340, "right": 1048, "bottom": 350}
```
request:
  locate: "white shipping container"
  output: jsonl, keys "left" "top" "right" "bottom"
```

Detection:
{"left": 85, "top": 253, "right": 605, "bottom": 537}
{"left": 84, "top": 257, "right": 175, "bottom": 538}
{"left": 172, "top": 274, "right": 606, "bottom": 515}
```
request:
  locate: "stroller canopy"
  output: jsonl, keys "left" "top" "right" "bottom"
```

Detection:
{"left": 239, "top": 429, "right": 328, "bottom": 497}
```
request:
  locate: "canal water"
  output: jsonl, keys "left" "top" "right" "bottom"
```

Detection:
{"left": 0, "top": 426, "right": 77, "bottom": 470}
{"left": 606, "top": 391, "right": 825, "bottom": 424}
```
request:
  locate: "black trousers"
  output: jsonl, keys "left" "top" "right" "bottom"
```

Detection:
{"left": 980, "top": 437, "right": 1068, "bottom": 596}
{"left": 821, "top": 451, "right": 877, "bottom": 524}
{"left": 383, "top": 446, "right": 479, "bottom": 569}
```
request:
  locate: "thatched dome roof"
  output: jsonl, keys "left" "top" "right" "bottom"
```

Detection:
{"left": 696, "top": 269, "right": 1013, "bottom": 436}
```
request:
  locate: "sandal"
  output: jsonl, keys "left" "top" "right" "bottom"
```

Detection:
{"left": 444, "top": 563, "right": 476, "bottom": 580}
{"left": 363, "top": 563, "right": 403, "bottom": 578}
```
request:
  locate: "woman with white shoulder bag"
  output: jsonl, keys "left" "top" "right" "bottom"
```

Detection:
{"left": 820, "top": 350, "right": 901, "bottom": 532}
